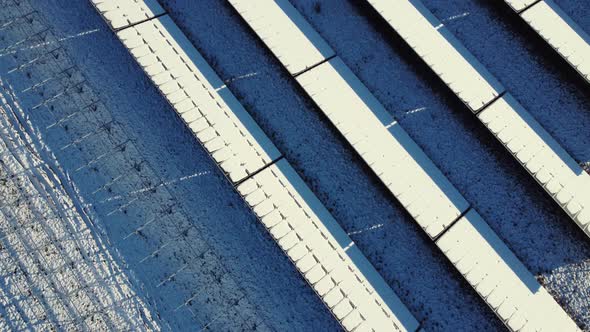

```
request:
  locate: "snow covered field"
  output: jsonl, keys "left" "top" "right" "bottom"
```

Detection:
{"left": 1, "top": 0, "right": 590, "bottom": 331}
{"left": 0, "top": 85, "right": 159, "bottom": 330}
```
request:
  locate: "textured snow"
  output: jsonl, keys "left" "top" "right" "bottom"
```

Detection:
{"left": 0, "top": 81, "right": 158, "bottom": 330}
{"left": 1, "top": 0, "right": 589, "bottom": 330}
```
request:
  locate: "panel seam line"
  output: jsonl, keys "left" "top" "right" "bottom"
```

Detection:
{"left": 115, "top": 12, "right": 168, "bottom": 32}
{"left": 433, "top": 206, "right": 472, "bottom": 242}
{"left": 473, "top": 90, "right": 507, "bottom": 115}
{"left": 234, "top": 156, "right": 284, "bottom": 187}
{"left": 517, "top": 0, "right": 544, "bottom": 14}
{"left": 293, "top": 54, "right": 337, "bottom": 77}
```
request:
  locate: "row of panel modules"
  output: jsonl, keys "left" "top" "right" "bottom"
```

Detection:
{"left": 90, "top": 0, "right": 590, "bottom": 331}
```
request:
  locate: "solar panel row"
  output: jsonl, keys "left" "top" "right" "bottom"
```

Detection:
{"left": 516, "top": 0, "right": 590, "bottom": 84}
{"left": 90, "top": 2, "right": 419, "bottom": 330}
{"left": 227, "top": 0, "right": 580, "bottom": 330}
{"left": 366, "top": 0, "right": 590, "bottom": 245}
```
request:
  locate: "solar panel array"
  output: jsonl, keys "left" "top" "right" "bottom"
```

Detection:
{"left": 366, "top": 0, "right": 590, "bottom": 241}
{"left": 90, "top": 1, "right": 419, "bottom": 331}
{"left": 89, "top": 0, "right": 588, "bottom": 330}
{"left": 227, "top": 0, "right": 580, "bottom": 330}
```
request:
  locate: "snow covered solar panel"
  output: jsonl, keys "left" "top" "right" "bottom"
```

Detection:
{"left": 237, "top": 160, "right": 420, "bottom": 332}
{"left": 229, "top": 2, "right": 581, "bottom": 329}
{"left": 436, "top": 210, "right": 579, "bottom": 332}
{"left": 297, "top": 58, "right": 469, "bottom": 239}
{"left": 520, "top": 0, "right": 590, "bottom": 83}
{"left": 90, "top": 0, "right": 165, "bottom": 30}
{"left": 96, "top": 8, "right": 418, "bottom": 330}
{"left": 478, "top": 94, "right": 590, "bottom": 236}
{"left": 505, "top": 0, "right": 540, "bottom": 12}
{"left": 365, "top": 0, "right": 590, "bottom": 239}
{"left": 366, "top": 0, "right": 505, "bottom": 112}
{"left": 227, "top": 0, "right": 335, "bottom": 75}
{"left": 117, "top": 16, "right": 280, "bottom": 183}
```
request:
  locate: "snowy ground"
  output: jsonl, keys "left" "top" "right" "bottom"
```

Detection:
{"left": 1, "top": 0, "right": 590, "bottom": 331}
{"left": 0, "top": 72, "right": 158, "bottom": 329}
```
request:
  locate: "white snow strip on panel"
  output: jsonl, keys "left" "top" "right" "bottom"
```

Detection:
{"left": 437, "top": 210, "right": 579, "bottom": 332}
{"left": 521, "top": 0, "right": 590, "bottom": 83}
{"left": 505, "top": 0, "right": 540, "bottom": 12}
{"left": 297, "top": 58, "right": 469, "bottom": 239}
{"left": 237, "top": 159, "right": 420, "bottom": 332}
{"left": 366, "top": 0, "right": 505, "bottom": 112}
{"left": 116, "top": 16, "right": 280, "bottom": 183}
{"left": 90, "top": 0, "right": 165, "bottom": 30}
{"left": 227, "top": 0, "right": 335, "bottom": 75}
{"left": 478, "top": 94, "right": 590, "bottom": 236}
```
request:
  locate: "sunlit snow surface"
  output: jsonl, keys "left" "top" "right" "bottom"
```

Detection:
{"left": 1, "top": 0, "right": 589, "bottom": 330}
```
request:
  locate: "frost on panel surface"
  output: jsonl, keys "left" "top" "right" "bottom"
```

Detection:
{"left": 366, "top": 0, "right": 505, "bottom": 112}
{"left": 228, "top": 0, "right": 335, "bottom": 75}
{"left": 116, "top": 16, "right": 280, "bottom": 183}
{"left": 91, "top": 0, "right": 165, "bottom": 30}
{"left": 436, "top": 210, "right": 579, "bottom": 331}
{"left": 237, "top": 159, "right": 419, "bottom": 332}
{"left": 297, "top": 58, "right": 469, "bottom": 238}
